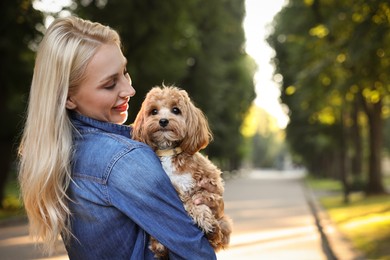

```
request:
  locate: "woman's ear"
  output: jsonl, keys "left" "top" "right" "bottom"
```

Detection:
{"left": 66, "top": 97, "right": 77, "bottom": 110}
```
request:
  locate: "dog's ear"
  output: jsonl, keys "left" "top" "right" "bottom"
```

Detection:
{"left": 132, "top": 87, "right": 162, "bottom": 147}
{"left": 132, "top": 104, "right": 148, "bottom": 144}
{"left": 180, "top": 91, "right": 213, "bottom": 154}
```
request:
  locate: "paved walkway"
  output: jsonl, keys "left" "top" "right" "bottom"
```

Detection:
{"left": 217, "top": 169, "right": 327, "bottom": 260}
{"left": 0, "top": 169, "right": 359, "bottom": 259}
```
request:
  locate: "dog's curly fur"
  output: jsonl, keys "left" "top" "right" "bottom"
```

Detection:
{"left": 132, "top": 85, "right": 232, "bottom": 258}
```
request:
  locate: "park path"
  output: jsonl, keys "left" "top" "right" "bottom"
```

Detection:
{"left": 0, "top": 169, "right": 327, "bottom": 260}
{"left": 217, "top": 169, "right": 326, "bottom": 260}
{"left": 0, "top": 221, "right": 67, "bottom": 259}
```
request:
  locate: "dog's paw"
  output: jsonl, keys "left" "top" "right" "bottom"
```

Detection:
{"left": 219, "top": 216, "right": 233, "bottom": 248}
{"left": 149, "top": 237, "right": 169, "bottom": 259}
{"left": 206, "top": 216, "right": 233, "bottom": 251}
{"left": 206, "top": 227, "right": 224, "bottom": 251}
{"left": 187, "top": 204, "right": 215, "bottom": 233}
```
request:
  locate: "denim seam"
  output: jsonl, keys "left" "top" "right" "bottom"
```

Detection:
{"left": 104, "top": 148, "right": 133, "bottom": 205}
{"left": 72, "top": 173, "right": 106, "bottom": 184}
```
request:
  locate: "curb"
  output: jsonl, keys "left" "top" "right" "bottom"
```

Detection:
{"left": 304, "top": 185, "right": 366, "bottom": 260}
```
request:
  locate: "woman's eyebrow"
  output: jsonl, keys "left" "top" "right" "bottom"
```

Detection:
{"left": 99, "top": 74, "right": 117, "bottom": 84}
{"left": 98, "top": 57, "right": 128, "bottom": 84}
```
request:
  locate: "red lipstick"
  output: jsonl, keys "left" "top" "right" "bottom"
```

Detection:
{"left": 114, "top": 102, "right": 128, "bottom": 112}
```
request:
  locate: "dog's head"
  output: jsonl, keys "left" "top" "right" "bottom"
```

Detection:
{"left": 132, "top": 85, "right": 212, "bottom": 155}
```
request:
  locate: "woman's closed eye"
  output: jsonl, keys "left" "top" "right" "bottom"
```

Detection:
{"left": 103, "top": 66, "right": 129, "bottom": 90}
{"left": 105, "top": 79, "right": 117, "bottom": 90}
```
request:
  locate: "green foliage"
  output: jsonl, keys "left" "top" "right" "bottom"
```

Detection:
{"left": 70, "top": 0, "right": 256, "bottom": 170}
{"left": 267, "top": 0, "right": 390, "bottom": 193}
{"left": 0, "top": 0, "right": 43, "bottom": 206}
{"left": 240, "top": 105, "right": 287, "bottom": 169}
{"left": 0, "top": 0, "right": 43, "bottom": 137}
{"left": 250, "top": 133, "right": 286, "bottom": 169}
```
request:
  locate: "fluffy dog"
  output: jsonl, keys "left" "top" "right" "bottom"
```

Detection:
{"left": 132, "top": 85, "right": 232, "bottom": 258}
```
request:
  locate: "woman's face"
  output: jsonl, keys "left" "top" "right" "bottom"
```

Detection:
{"left": 66, "top": 43, "right": 135, "bottom": 124}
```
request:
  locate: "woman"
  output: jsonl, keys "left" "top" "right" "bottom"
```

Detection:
{"left": 18, "top": 16, "right": 217, "bottom": 259}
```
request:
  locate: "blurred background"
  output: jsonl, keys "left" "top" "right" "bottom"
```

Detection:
{"left": 1, "top": 0, "right": 390, "bottom": 259}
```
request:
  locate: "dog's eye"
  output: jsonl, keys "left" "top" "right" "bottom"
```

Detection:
{"left": 151, "top": 109, "right": 158, "bottom": 115}
{"left": 172, "top": 107, "right": 181, "bottom": 115}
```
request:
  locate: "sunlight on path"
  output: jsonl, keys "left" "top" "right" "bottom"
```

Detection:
{"left": 217, "top": 227, "right": 323, "bottom": 260}
{"left": 217, "top": 169, "right": 326, "bottom": 260}
{"left": 0, "top": 224, "right": 68, "bottom": 259}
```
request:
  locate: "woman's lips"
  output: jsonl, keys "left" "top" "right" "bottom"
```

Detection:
{"left": 113, "top": 102, "right": 128, "bottom": 112}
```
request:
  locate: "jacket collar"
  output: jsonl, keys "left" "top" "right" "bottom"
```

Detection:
{"left": 69, "top": 111, "right": 131, "bottom": 138}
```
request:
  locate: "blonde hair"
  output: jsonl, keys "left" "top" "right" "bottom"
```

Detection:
{"left": 18, "top": 16, "right": 120, "bottom": 255}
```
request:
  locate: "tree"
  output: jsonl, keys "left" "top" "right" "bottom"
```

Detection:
{"left": 267, "top": 0, "right": 390, "bottom": 195}
{"left": 0, "top": 0, "right": 43, "bottom": 206}
{"left": 70, "top": 0, "right": 255, "bottom": 170}
{"left": 241, "top": 105, "right": 285, "bottom": 169}
{"left": 181, "top": 0, "right": 256, "bottom": 169}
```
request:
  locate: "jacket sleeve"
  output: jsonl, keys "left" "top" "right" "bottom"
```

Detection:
{"left": 106, "top": 145, "right": 216, "bottom": 260}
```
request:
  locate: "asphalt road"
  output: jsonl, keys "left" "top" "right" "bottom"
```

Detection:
{"left": 0, "top": 169, "right": 327, "bottom": 260}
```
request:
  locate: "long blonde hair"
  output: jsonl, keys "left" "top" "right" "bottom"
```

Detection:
{"left": 18, "top": 16, "right": 120, "bottom": 255}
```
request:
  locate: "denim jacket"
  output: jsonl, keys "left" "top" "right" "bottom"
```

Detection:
{"left": 65, "top": 112, "right": 216, "bottom": 260}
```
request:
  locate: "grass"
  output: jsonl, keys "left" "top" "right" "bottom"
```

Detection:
{"left": 305, "top": 176, "right": 342, "bottom": 191}
{"left": 385, "top": 176, "right": 390, "bottom": 187}
{"left": 321, "top": 193, "right": 390, "bottom": 260}
{"left": 306, "top": 177, "right": 390, "bottom": 260}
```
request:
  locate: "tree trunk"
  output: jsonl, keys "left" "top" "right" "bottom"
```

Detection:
{"left": 0, "top": 85, "right": 15, "bottom": 208}
{"left": 341, "top": 109, "right": 350, "bottom": 203}
{"left": 0, "top": 140, "right": 13, "bottom": 208}
{"left": 365, "top": 100, "right": 386, "bottom": 195}
{"left": 350, "top": 98, "right": 363, "bottom": 190}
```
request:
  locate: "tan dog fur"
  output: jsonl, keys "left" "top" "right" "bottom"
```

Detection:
{"left": 132, "top": 85, "right": 232, "bottom": 258}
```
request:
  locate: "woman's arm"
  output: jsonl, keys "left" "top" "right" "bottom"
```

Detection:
{"left": 106, "top": 145, "right": 216, "bottom": 259}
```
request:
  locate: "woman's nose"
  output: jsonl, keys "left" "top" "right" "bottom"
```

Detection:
{"left": 124, "top": 84, "right": 136, "bottom": 97}
{"left": 120, "top": 76, "right": 136, "bottom": 97}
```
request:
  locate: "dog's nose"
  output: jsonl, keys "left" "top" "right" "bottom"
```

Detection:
{"left": 159, "top": 118, "right": 169, "bottom": 127}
